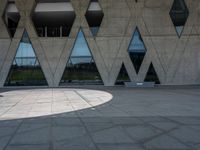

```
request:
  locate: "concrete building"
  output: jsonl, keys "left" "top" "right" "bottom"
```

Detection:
{"left": 0, "top": 0, "right": 200, "bottom": 87}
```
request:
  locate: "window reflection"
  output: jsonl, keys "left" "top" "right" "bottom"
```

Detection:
{"left": 128, "top": 27, "right": 146, "bottom": 74}
{"left": 60, "top": 29, "right": 103, "bottom": 85}
{"left": 5, "top": 31, "right": 47, "bottom": 86}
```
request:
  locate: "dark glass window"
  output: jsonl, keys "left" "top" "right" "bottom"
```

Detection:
{"left": 115, "top": 64, "right": 130, "bottom": 85}
{"left": 128, "top": 27, "right": 147, "bottom": 74}
{"left": 85, "top": 0, "right": 104, "bottom": 36}
{"left": 170, "top": 0, "right": 189, "bottom": 37}
{"left": 5, "top": 30, "right": 48, "bottom": 86}
{"left": 60, "top": 29, "right": 103, "bottom": 85}
{"left": 3, "top": 2, "right": 20, "bottom": 37}
{"left": 144, "top": 63, "right": 160, "bottom": 84}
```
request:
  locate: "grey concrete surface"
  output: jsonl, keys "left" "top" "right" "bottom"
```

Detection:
{"left": 0, "top": 87, "right": 200, "bottom": 150}
{"left": 0, "top": 0, "right": 200, "bottom": 87}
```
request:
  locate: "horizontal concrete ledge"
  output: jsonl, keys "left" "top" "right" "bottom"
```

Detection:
{"left": 1, "top": 85, "right": 200, "bottom": 91}
{"left": 155, "top": 84, "right": 200, "bottom": 89}
{"left": 125, "top": 82, "right": 155, "bottom": 88}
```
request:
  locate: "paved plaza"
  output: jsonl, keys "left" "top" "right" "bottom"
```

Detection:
{"left": 0, "top": 87, "right": 200, "bottom": 150}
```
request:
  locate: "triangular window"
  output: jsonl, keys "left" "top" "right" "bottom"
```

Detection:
{"left": 115, "top": 64, "right": 130, "bottom": 85}
{"left": 5, "top": 30, "right": 48, "bottom": 86}
{"left": 60, "top": 29, "right": 103, "bottom": 85}
{"left": 144, "top": 63, "right": 160, "bottom": 84}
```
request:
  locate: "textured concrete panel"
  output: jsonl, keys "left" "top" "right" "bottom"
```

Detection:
{"left": 0, "top": 0, "right": 10, "bottom": 38}
{"left": 0, "top": 39, "right": 11, "bottom": 71}
{"left": 0, "top": 0, "right": 200, "bottom": 87}
{"left": 39, "top": 38, "right": 68, "bottom": 75}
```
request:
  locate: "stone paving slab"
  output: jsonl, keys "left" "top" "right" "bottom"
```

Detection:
{"left": 0, "top": 87, "right": 199, "bottom": 150}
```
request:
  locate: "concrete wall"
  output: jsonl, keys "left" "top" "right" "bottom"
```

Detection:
{"left": 0, "top": 0, "right": 200, "bottom": 87}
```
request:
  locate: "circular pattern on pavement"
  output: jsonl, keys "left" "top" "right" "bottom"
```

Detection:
{"left": 0, "top": 88, "right": 113, "bottom": 120}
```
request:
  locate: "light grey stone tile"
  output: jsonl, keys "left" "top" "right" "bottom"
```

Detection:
{"left": 5, "top": 144, "right": 49, "bottom": 150}
{"left": 144, "top": 135, "right": 190, "bottom": 149}
{"left": 111, "top": 117, "right": 144, "bottom": 125}
{"left": 97, "top": 144, "right": 145, "bottom": 150}
{"left": 10, "top": 124, "right": 50, "bottom": 144}
{"left": 0, "top": 136, "right": 11, "bottom": 150}
{"left": 52, "top": 117, "right": 82, "bottom": 126}
{"left": 150, "top": 122, "right": 178, "bottom": 131}
{"left": 53, "top": 135, "right": 97, "bottom": 150}
{"left": 168, "top": 126, "right": 200, "bottom": 145}
{"left": 91, "top": 126, "right": 133, "bottom": 144}
{"left": 0, "top": 126, "right": 18, "bottom": 138}
{"left": 52, "top": 126, "right": 87, "bottom": 141}
{"left": 124, "top": 125, "right": 162, "bottom": 142}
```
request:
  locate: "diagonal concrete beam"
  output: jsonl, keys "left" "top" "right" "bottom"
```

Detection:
{"left": 54, "top": 0, "right": 109, "bottom": 86}
{"left": 0, "top": 0, "right": 54, "bottom": 87}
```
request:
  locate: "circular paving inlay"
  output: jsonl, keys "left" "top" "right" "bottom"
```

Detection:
{"left": 0, "top": 88, "right": 113, "bottom": 120}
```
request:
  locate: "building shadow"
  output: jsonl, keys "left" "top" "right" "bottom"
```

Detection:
{"left": 0, "top": 87, "right": 200, "bottom": 150}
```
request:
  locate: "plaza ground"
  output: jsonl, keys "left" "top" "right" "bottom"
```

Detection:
{"left": 0, "top": 86, "right": 200, "bottom": 150}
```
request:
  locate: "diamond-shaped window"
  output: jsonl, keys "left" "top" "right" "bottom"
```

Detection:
{"left": 169, "top": 0, "right": 189, "bottom": 37}
{"left": 32, "top": 0, "right": 76, "bottom": 37}
{"left": 85, "top": 0, "right": 104, "bottom": 36}
{"left": 128, "top": 27, "right": 147, "bottom": 74}
{"left": 3, "top": 1, "right": 20, "bottom": 38}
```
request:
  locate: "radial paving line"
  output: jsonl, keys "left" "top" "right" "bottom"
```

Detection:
{"left": 74, "top": 90, "right": 97, "bottom": 108}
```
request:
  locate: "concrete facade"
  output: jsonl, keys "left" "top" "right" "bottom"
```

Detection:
{"left": 0, "top": 0, "right": 200, "bottom": 87}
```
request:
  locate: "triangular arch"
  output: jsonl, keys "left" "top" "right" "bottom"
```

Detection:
{"left": 144, "top": 63, "right": 160, "bottom": 84}
{"left": 60, "top": 28, "right": 103, "bottom": 85}
{"left": 4, "top": 30, "right": 48, "bottom": 86}
{"left": 115, "top": 63, "right": 130, "bottom": 85}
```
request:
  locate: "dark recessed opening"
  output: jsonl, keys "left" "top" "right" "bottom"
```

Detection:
{"left": 115, "top": 64, "right": 130, "bottom": 85}
{"left": 85, "top": 0, "right": 104, "bottom": 36}
{"left": 169, "top": 0, "right": 189, "bottom": 37}
{"left": 3, "top": 1, "right": 20, "bottom": 38}
{"left": 32, "top": 0, "right": 76, "bottom": 37}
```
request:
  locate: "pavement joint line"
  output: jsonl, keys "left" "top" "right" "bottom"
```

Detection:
{"left": 0, "top": 90, "right": 33, "bottom": 117}
{"left": 2, "top": 118, "right": 24, "bottom": 150}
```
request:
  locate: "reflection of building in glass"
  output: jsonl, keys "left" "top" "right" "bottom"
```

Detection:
{"left": 60, "top": 29, "right": 103, "bottom": 85}
{"left": 128, "top": 27, "right": 146, "bottom": 74}
{"left": 5, "top": 31, "right": 47, "bottom": 86}
{"left": 0, "top": 0, "right": 197, "bottom": 87}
